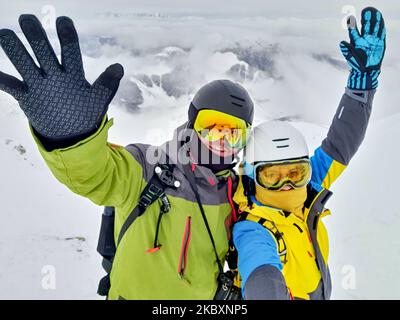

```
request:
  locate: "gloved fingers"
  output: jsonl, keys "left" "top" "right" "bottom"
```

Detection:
{"left": 361, "top": 7, "right": 373, "bottom": 36}
{"left": 372, "top": 10, "right": 383, "bottom": 38}
{"left": 380, "top": 26, "right": 386, "bottom": 41}
{"left": 376, "top": 10, "right": 386, "bottom": 40}
{"left": 339, "top": 41, "right": 364, "bottom": 72}
{"left": 0, "top": 29, "right": 41, "bottom": 82}
{"left": 361, "top": 7, "right": 384, "bottom": 38}
{"left": 347, "top": 15, "right": 361, "bottom": 46}
{"left": 19, "top": 14, "right": 60, "bottom": 74}
{"left": 56, "top": 16, "right": 84, "bottom": 76}
{"left": 0, "top": 71, "right": 26, "bottom": 98}
{"left": 92, "top": 63, "right": 124, "bottom": 95}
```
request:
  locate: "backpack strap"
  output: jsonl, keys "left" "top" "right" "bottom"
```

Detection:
{"left": 238, "top": 212, "right": 288, "bottom": 264}
{"left": 97, "top": 161, "right": 179, "bottom": 296}
{"left": 117, "top": 162, "right": 178, "bottom": 245}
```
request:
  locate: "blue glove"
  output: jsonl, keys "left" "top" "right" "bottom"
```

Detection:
{"left": 340, "top": 7, "right": 386, "bottom": 90}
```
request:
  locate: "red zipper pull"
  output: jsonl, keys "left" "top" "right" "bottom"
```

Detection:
{"left": 146, "top": 246, "right": 161, "bottom": 254}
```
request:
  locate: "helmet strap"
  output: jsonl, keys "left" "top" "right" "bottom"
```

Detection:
{"left": 187, "top": 103, "right": 199, "bottom": 129}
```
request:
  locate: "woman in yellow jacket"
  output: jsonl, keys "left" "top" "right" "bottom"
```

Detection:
{"left": 233, "top": 120, "right": 336, "bottom": 300}
{"left": 233, "top": 7, "right": 386, "bottom": 300}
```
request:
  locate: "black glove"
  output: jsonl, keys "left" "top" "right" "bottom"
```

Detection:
{"left": 0, "top": 15, "right": 124, "bottom": 144}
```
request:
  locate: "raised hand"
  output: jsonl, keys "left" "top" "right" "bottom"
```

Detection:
{"left": 340, "top": 7, "right": 386, "bottom": 90}
{"left": 0, "top": 15, "right": 124, "bottom": 141}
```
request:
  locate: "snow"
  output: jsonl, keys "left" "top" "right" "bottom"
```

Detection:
{"left": 1, "top": 1, "right": 400, "bottom": 299}
{"left": 293, "top": 115, "right": 400, "bottom": 299}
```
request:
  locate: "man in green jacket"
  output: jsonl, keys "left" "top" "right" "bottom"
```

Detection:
{"left": 0, "top": 15, "right": 254, "bottom": 299}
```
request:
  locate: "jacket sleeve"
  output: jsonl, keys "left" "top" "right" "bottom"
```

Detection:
{"left": 310, "top": 88, "right": 375, "bottom": 190}
{"left": 233, "top": 220, "right": 286, "bottom": 299}
{"left": 244, "top": 265, "right": 290, "bottom": 300}
{"left": 31, "top": 116, "right": 145, "bottom": 210}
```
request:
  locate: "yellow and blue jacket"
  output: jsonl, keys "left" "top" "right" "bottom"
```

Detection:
{"left": 233, "top": 89, "right": 376, "bottom": 300}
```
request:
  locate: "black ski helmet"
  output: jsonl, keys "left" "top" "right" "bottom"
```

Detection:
{"left": 188, "top": 79, "right": 254, "bottom": 127}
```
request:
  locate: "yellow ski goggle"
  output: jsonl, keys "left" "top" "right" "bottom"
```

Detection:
{"left": 193, "top": 109, "right": 251, "bottom": 149}
{"left": 254, "top": 159, "right": 312, "bottom": 191}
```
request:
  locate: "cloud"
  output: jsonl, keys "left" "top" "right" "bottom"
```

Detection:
{"left": 1, "top": 2, "right": 399, "bottom": 125}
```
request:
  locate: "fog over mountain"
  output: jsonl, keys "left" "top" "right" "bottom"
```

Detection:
{"left": 1, "top": 0, "right": 399, "bottom": 125}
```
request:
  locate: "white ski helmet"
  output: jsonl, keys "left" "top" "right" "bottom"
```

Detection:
{"left": 243, "top": 120, "right": 309, "bottom": 165}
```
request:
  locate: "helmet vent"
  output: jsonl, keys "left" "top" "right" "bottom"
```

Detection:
{"left": 230, "top": 95, "right": 245, "bottom": 108}
{"left": 230, "top": 94, "right": 245, "bottom": 102}
{"left": 274, "top": 138, "right": 290, "bottom": 149}
{"left": 231, "top": 102, "right": 243, "bottom": 107}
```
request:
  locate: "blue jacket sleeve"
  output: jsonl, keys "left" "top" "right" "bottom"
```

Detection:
{"left": 310, "top": 146, "right": 337, "bottom": 191}
{"left": 233, "top": 220, "right": 283, "bottom": 291}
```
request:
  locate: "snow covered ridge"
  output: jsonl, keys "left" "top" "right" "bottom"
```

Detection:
{"left": 2, "top": 106, "right": 400, "bottom": 299}
{"left": 77, "top": 38, "right": 358, "bottom": 121}
{"left": 68, "top": 13, "right": 400, "bottom": 121}
{"left": 1, "top": 13, "right": 398, "bottom": 121}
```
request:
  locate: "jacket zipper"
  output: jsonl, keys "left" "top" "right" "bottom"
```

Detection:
{"left": 178, "top": 216, "right": 192, "bottom": 281}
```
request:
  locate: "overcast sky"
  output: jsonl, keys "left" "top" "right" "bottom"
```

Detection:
{"left": 1, "top": 0, "right": 400, "bottom": 22}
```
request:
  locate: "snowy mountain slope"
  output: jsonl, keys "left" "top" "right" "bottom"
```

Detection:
{"left": 0, "top": 98, "right": 103, "bottom": 299}
{"left": 325, "top": 113, "right": 400, "bottom": 299}
{"left": 1, "top": 92, "right": 399, "bottom": 299}
{"left": 293, "top": 112, "right": 400, "bottom": 299}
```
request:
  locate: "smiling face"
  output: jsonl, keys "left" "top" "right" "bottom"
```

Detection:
{"left": 198, "top": 129, "right": 240, "bottom": 157}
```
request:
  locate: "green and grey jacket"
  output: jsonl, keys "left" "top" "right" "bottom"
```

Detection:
{"left": 32, "top": 119, "right": 236, "bottom": 300}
